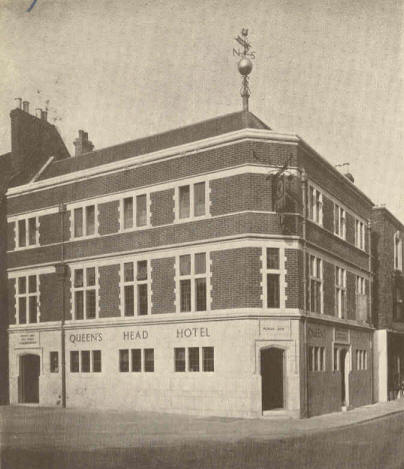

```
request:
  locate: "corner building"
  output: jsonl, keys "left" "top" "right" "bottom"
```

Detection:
{"left": 7, "top": 109, "right": 374, "bottom": 417}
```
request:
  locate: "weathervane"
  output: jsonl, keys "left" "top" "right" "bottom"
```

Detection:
{"left": 233, "top": 29, "right": 255, "bottom": 111}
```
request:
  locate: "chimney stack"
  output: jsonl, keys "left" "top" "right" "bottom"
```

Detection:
{"left": 22, "top": 101, "right": 29, "bottom": 113}
{"left": 73, "top": 130, "right": 94, "bottom": 156}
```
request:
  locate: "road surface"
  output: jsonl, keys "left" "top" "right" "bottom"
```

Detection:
{"left": 1, "top": 406, "right": 403, "bottom": 469}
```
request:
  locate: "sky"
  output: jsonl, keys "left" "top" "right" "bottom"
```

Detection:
{"left": 0, "top": 0, "right": 403, "bottom": 220}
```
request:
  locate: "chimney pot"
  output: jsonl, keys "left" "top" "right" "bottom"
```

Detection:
{"left": 344, "top": 172, "right": 355, "bottom": 183}
{"left": 22, "top": 101, "right": 29, "bottom": 113}
{"left": 15, "top": 98, "right": 22, "bottom": 109}
{"left": 41, "top": 110, "right": 48, "bottom": 121}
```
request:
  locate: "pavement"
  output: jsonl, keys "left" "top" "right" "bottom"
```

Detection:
{"left": 1, "top": 398, "right": 404, "bottom": 450}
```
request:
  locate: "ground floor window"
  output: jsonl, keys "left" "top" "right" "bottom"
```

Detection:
{"left": 174, "top": 346, "right": 214, "bottom": 372}
{"left": 356, "top": 349, "right": 367, "bottom": 370}
{"left": 119, "top": 348, "right": 154, "bottom": 372}
{"left": 50, "top": 351, "right": 59, "bottom": 373}
{"left": 70, "top": 350, "right": 101, "bottom": 373}
{"left": 308, "top": 346, "right": 325, "bottom": 371}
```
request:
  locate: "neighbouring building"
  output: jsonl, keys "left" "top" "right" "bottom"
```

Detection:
{"left": 5, "top": 100, "right": 375, "bottom": 417}
{"left": 371, "top": 206, "right": 404, "bottom": 402}
{"left": 0, "top": 101, "right": 70, "bottom": 404}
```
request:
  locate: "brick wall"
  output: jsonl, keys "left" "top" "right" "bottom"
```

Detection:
{"left": 323, "top": 261, "right": 335, "bottom": 316}
{"left": 298, "top": 146, "right": 372, "bottom": 220}
{"left": 285, "top": 249, "right": 303, "bottom": 309}
{"left": 8, "top": 279, "right": 16, "bottom": 325}
{"left": 99, "top": 201, "right": 120, "bottom": 235}
{"left": 40, "top": 273, "right": 62, "bottom": 322}
{"left": 99, "top": 264, "right": 120, "bottom": 318}
{"left": 371, "top": 208, "right": 403, "bottom": 329}
{"left": 210, "top": 173, "right": 273, "bottom": 216}
{"left": 8, "top": 140, "right": 299, "bottom": 215}
{"left": 347, "top": 271, "right": 356, "bottom": 320}
{"left": 307, "top": 222, "right": 369, "bottom": 271}
{"left": 39, "top": 213, "right": 61, "bottom": 246}
{"left": 150, "top": 189, "right": 175, "bottom": 226}
{"left": 346, "top": 212, "right": 355, "bottom": 245}
{"left": 323, "top": 196, "right": 334, "bottom": 232}
{"left": 211, "top": 247, "right": 262, "bottom": 310}
{"left": 7, "top": 222, "right": 15, "bottom": 251}
{"left": 8, "top": 213, "right": 298, "bottom": 269}
{"left": 64, "top": 268, "right": 72, "bottom": 321}
{"left": 151, "top": 257, "right": 176, "bottom": 314}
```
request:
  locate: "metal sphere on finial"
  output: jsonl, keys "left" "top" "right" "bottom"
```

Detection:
{"left": 238, "top": 57, "right": 253, "bottom": 76}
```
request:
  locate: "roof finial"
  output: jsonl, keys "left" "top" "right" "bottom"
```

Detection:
{"left": 233, "top": 29, "right": 255, "bottom": 111}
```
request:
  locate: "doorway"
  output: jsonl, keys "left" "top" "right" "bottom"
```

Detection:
{"left": 261, "top": 348, "right": 284, "bottom": 411}
{"left": 19, "top": 354, "right": 40, "bottom": 403}
{"left": 339, "top": 348, "right": 349, "bottom": 408}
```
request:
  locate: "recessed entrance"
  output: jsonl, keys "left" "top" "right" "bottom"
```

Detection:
{"left": 261, "top": 347, "right": 284, "bottom": 411}
{"left": 19, "top": 354, "right": 40, "bottom": 404}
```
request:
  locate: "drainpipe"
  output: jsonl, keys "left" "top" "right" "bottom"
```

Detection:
{"left": 300, "top": 168, "right": 309, "bottom": 418}
{"left": 58, "top": 202, "right": 67, "bottom": 408}
{"left": 368, "top": 219, "right": 374, "bottom": 403}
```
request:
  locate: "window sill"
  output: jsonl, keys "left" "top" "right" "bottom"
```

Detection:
{"left": 71, "top": 234, "right": 100, "bottom": 241}
{"left": 120, "top": 225, "right": 151, "bottom": 233}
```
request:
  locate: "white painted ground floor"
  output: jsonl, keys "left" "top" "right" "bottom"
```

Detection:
{"left": 373, "top": 329, "right": 404, "bottom": 403}
{"left": 9, "top": 314, "right": 374, "bottom": 418}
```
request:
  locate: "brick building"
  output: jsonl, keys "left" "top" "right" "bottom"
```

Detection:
{"left": 372, "top": 206, "right": 404, "bottom": 402}
{"left": 0, "top": 101, "right": 70, "bottom": 404}
{"left": 5, "top": 103, "right": 375, "bottom": 418}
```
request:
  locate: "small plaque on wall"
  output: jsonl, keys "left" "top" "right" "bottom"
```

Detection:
{"left": 16, "top": 332, "right": 40, "bottom": 347}
{"left": 334, "top": 327, "right": 349, "bottom": 344}
{"left": 260, "top": 320, "right": 291, "bottom": 339}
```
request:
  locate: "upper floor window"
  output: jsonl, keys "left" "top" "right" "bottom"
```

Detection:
{"left": 309, "top": 255, "right": 322, "bottom": 314}
{"left": 334, "top": 205, "right": 346, "bottom": 239}
{"left": 73, "top": 267, "right": 98, "bottom": 320}
{"left": 266, "top": 248, "right": 280, "bottom": 308}
{"left": 356, "top": 276, "right": 365, "bottom": 295}
{"left": 178, "top": 182, "right": 206, "bottom": 220}
{"left": 335, "top": 267, "right": 346, "bottom": 318}
{"left": 122, "top": 260, "right": 149, "bottom": 316}
{"left": 73, "top": 205, "right": 97, "bottom": 238}
{"left": 178, "top": 253, "right": 207, "bottom": 312}
{"left": 17, "top": 217, "right": 38, "bottom": 248}
{"left": 121, "top": 194, "right": 149, "bottom": 230}
{"left": 16, "top": 274, "right": 39, "bottom": 324}
{"left": 355, "top": 220, "right": 366, "bottom": 251}
{"left": 394, "top": 231, "right": 403, "bottom": 271}
{"left": 393, "top": 280, "right": 404, "bottom": 322}
{"left": 308, "top": 186, "right": 323, "bottom": 226}
{"left": 356, "top": 275, "right": 368, "bottom": 321}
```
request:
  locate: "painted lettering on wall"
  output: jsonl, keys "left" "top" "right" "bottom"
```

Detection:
{"left": 123, "top": 330, "right": 149, "bottom": 340}
{"left": 335, "top": 328, "right": 349, "bottom": 343}
{"left": 69, "top": 332, "right": 103, "bottom": 344}
{"left": 18, "top": 332, "right": 39, "bottom": 346}
{"left": 308, "top": 327, "right": 325, "bottom": 339}
{"left": 176, "top": 327, "right": 210, "bottom": 338}
{"left": 260, "top": 320, "right": 291, "bottom": 339}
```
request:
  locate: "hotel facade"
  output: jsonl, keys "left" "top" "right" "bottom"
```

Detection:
{"left": 5, "top": 106, "right": 375, "bottom": 418}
